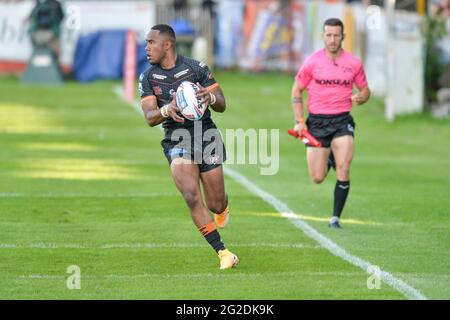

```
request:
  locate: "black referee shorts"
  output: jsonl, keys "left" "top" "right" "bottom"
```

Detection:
{"left": 306, "top": 112, "right": 356, "bottom": 148}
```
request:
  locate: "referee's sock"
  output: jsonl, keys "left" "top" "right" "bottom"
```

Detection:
{"left": 333, "top": 180, "right": 350, "bottom": 218}
{"left": 198, "top": 222, "right": 226, "bottom": 253}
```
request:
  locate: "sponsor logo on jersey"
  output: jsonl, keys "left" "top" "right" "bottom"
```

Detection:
{"left": 152, "top": 74, "right": 167, "bottom": 80}
{"left": 341, "top": 66, "right": 353, "bottom": 74}
{"left": 315, "top": 79, "right": 352, "bottom": 86}
{"left": 174, "top": 69, "right": 190, "bottom": 79}
{"left": 153, "top": 86, "right": 162, "bottom": 95}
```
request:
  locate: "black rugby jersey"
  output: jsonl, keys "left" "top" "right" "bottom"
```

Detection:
{"left": 139, "top": 55, "right": 219, "bottom": 131}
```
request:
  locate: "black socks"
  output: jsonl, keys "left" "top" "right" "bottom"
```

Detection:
{"left": 333, "top": 180, "right": 350, "bottom": 218}
{"left": 199, "top": 222, "right": 225, "bottom": 253}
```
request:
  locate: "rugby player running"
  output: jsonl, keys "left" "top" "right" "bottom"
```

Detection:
{"left": 139, "top": 24, "right": 238, "bottom": 269}
{"left": 291, "top": 18, "right": 371, "bottom": 228}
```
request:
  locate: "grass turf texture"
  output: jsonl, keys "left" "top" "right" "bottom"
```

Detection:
{"left": 0, "top": 73, "right": 448, "bottom": 299}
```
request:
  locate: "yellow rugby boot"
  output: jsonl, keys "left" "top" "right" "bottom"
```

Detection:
{"left": 218, "top": 249, "right": 239, "bottom": 270}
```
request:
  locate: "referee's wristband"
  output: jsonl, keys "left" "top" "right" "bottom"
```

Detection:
{"left": 295, "top": 117, "right": 305, "bottom": 124}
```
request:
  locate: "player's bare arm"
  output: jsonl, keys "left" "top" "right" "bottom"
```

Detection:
{"left": 141, "top": 96, "right": 162, "bottom": 127}
{"left": 141, "top": 95, "right": 184, "bottom": 127}
{"left": 351, "top": 86, "right": 371, "bottom": 105}
{"left": 291, "top": 80, "right": 307, "bottom": 134}
{"left": 196, "top": 82, "right": 226, "bottom": 113}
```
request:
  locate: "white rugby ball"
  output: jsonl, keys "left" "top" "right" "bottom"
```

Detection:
{"left": 176, "top": 81, "right": 208, "bottom": 121}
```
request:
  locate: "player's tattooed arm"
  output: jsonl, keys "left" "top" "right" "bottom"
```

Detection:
{"left": 291, "top": 81, "right": 306, "bottom": 132}
{"left": 351, "top": 86, "right": 371, "bottom": 105}
{"left": 196, "top": 82, "right": 226, "bottom": 113}
{"left": 292, "top": 97, "right": 303, "bottom": 104}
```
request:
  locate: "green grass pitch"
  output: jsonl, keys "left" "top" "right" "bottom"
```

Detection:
{"left": 0, "top": 72, "right": 449, "bottom": 299}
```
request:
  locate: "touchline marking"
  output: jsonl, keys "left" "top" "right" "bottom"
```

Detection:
{"left": 114, "top": 86, "right": 427, "bottom": 300}
{"left": 114, "top": 86, "right": 142, "bottom": 115}
{"left": 224, "top": 168, "right": 427, "bottom": 300}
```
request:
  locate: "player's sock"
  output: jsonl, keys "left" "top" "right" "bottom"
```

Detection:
{"left": 198, "top": 222, "right": 226, "bottom": 253}
{"left": 333, "top": 180, "right": 350, "bottom": 218}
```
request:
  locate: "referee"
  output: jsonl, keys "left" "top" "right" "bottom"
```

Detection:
{"left": 291, "top": 18, "right": 371, "bottom": 228}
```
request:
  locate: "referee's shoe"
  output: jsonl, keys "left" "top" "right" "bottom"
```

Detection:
{"left": 329, "top": 216, "right": 342, "bottom": 229}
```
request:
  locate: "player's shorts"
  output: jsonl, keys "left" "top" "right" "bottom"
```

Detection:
{"left": 306, "top": 112, "right": 356, "bottom": 148}
{"left": 161, "top": 121, "right": 226, "bottom": 173}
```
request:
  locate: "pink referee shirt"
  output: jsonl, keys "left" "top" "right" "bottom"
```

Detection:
{"left": 295, "top": 49, "right": 368, "bottom": 115}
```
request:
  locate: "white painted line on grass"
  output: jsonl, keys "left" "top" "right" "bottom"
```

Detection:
{"left": 114, "top": 86, "right": 428, "bottom": 300}
{"left": 0, "top": 242, "right": 322, "bottom": 250}
{"left": 0, "top": 192, "right": 177, "bottom": 198}
{"left": 17, "top": 270, "right": 362, "bottom": 280}
{"left": 224, "top": 168, "right": 427, "bottom": 300}
{"left": 114, "top": 86, "right": 142, "bottom": 115}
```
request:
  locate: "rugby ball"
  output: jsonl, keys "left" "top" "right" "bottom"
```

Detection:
{"left": 176, "top": 81, "right": 208, "bottom": 121}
